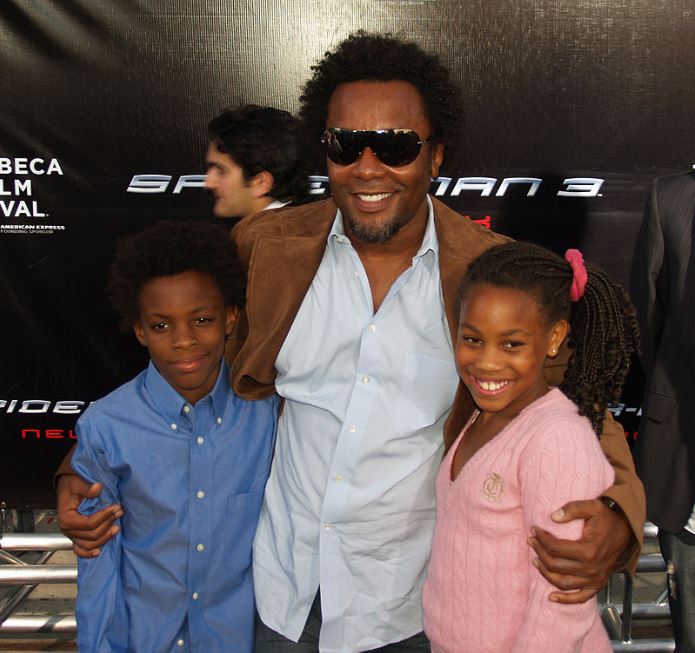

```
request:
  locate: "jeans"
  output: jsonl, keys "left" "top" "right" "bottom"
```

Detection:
{"left": 254, "top": 592, "right": 431, "bottom": 652}
{"left": 659, "top": 528, "right": 695, "bottom": 652}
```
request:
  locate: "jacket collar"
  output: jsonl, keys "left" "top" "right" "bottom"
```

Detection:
{"left": 250, "top": 195, "right": 483, "bottom": 345}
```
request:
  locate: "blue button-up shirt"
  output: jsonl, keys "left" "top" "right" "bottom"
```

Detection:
{"left": 253, "top": 198, "right": 460, "bottom": 652}
{"left": 73, "top": 361, "right": 277, "bottom": 653}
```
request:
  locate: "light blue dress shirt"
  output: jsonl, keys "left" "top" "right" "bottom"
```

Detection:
{"left": 73, "top": 361, "right": 277, "bottom": 653}
{"left": 253, "top": 198, "right": 460, "bottom": 652}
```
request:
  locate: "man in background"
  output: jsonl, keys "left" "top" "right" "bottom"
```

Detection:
{"left": 631, "top": 169, "right": 695, "bottom": 652}
{"left": 205, "top": 104, "right": 307, "bottom": 219}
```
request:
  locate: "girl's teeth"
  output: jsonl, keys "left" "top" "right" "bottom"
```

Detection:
{"left": 479, "top": 379, "right": 508, "bottom": 391}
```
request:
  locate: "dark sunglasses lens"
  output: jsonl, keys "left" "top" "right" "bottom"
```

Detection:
{"left": 324, "top": 130, "right": 363, "bottom": 165}
{"left": 372, "top": 131, "right": 422, "bottom": 166}
{"left": 324, "top": 130, "right": 424, "bottom": 167}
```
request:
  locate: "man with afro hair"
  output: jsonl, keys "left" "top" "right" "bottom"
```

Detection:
{"left": 235, "top": 32, "right": 643, "bottom": 652}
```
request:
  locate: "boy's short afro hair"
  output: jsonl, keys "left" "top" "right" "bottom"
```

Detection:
{"left": 299, "top": 31, "right": 464, "bottom": 169}
{"left": 108, "top": 219, "right": 245, "bottom": 331}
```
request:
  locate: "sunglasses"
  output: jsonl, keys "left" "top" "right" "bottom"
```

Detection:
{"left": 321, "top": 128, "right": 431, "bottom": 167}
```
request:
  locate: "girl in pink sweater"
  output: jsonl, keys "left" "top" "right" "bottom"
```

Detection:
{"left": 422, "top": 242, "right": 639, "bottom": 653}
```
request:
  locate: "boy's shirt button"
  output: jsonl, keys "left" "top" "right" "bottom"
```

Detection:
{"left": 192, "top": 592, "right": 199, "bottom": 600}
{"left": 177, "top": 639, "right": 185, "bottom": 647}
{"left": 182, "top": 405, "right": 191, "bottom": 414}
{"left": 196, "top": 543, "right": 205, "bottom": 552}
{"left": 196, "top": 436, "right": 204, "bottom": 445}
{"left": 170, "top": 423, "right": 177, "bottom": 430}
{"left": 196, "top": 490, "right": 205, "bottom": 499}
{"left": 216, "top": 417, "right": 222, "bottom": 424}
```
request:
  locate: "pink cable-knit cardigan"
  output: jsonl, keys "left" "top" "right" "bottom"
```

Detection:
{"left": 423, "top": 388, "right": 614, "bottom": 653}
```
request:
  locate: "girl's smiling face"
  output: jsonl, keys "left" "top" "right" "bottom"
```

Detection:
{"left": 456, "top": 283, "right": 568, "bottom": 421}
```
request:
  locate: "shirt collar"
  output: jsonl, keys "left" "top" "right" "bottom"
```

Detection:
{"left": 264, "top": 199, "right": 291, "bottom": 211}
{"left": 418, "top": 195, "right": 439, "bottom": 259}
{"left": 329, "top": 195, "right": 439, "bottom": 261}
{"left": 144, "top": 359, "right": 230, "bottom": 427}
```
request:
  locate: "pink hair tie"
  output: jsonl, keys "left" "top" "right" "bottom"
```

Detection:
{"left": 564, "top": 249, "right": 587, "bottom": 302}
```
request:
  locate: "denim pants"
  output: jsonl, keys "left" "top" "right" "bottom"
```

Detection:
{"left": 659, "top": 528, "right": 695, "bottom": 652}
{"left": 254, "top": 592, "right": 431, "bottom": 653}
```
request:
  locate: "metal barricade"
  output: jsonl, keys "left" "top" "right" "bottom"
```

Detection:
{"left": 0, "top": 520, "right": 677, "bottom": 652}
{"left": 0, "top": 531, "right": 76, "bottom": 639}
{"left": 600, "top": 522, "right": 675, "bottom": 652}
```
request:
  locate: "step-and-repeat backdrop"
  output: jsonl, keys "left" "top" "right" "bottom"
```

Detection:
{"left": 2, "top": 1, "right": 694, "bottom": 506}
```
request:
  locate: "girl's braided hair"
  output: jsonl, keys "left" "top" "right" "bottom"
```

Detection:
{"left": 459, "top": 241, "right": 640, "bottom": 434}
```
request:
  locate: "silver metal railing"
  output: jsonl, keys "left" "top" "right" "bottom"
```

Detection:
{"left": 601, "top": 522, "right": 675, "bottom": 652}
{"left": 0, "top": 531, "right": 76, "bottom": 639}
{"left": 0, "top": 533, "right": 72, "bottom": 551}
{"left": 0, "top": 522, "right": 677, "bottom": 651}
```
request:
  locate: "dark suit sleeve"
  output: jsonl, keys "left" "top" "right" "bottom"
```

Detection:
{"left": 592, "top": 200, "right": 658, "bottom": 570}
{"left": 630, "top": 179, "right": 669, "bottom": 375}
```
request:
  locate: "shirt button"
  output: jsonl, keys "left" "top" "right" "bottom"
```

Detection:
{"left": 177, "top": 640, "right": 184, "bottom": 647}
{"left": 170, "top": 423, "right": 177, "bottom": 430}
{"left": 182, "top": 405, "right": 191, "bottom": 414}
{"left": 196, "top": 543, "right": 205, "bottom": 552}
{"left": 348, "top": 424, "right": 357, "bottom": 433}
{"left": 196, "top": 490, "right": 205, "bottom": 499}
{"left": 362, "top": 375, "right": 370, "bottom": 384}
{"left": 196, "top": 436, "right": 204, "bottom": 445}
{"left": 368, "top": 324, "right": 376, "bottom": 332}
{"left": 192, "top": 592, "right": 199, "bottom": 600}
{"left": 216, "top": 417, "right": 222, "bottom": 425}
{"left": 323, "top": 523, "right": 332, "bottom": 530}
{"left": 335, "top": 474, "right": 343, "bottom": 481}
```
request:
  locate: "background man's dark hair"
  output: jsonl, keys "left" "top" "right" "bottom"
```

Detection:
{"left": 299, "top": 31, "right": 464, "bottom": 170}
{"left": 207, "top": 104, "right": 308, "bottom": 202}
{"left": 108, "top": 219, "right": 245, "bottom": 331}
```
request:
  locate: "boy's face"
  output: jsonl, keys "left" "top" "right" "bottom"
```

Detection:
{"left": 133, "top": 271, "right": 236, "bottom": 405}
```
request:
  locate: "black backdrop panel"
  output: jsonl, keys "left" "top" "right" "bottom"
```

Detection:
{"left": 1, "top": 0, "right": 694, "bottom": 506}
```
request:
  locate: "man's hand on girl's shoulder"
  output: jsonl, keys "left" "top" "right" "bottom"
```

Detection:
{"left": 527, "top": 497, "right": 632, "bottom": 604}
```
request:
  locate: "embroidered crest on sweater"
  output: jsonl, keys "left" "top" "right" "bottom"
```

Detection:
{"left": 482, "top": 472, "right": 504, "bottom": 502}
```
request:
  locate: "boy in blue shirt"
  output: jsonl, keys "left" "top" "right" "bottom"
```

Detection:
{"left": 72, "top": 220, "right": 277, "bottom": 653}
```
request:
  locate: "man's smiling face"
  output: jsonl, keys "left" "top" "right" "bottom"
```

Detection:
{"left": 325, "top": 80, "right": 443, "bottom": 244}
